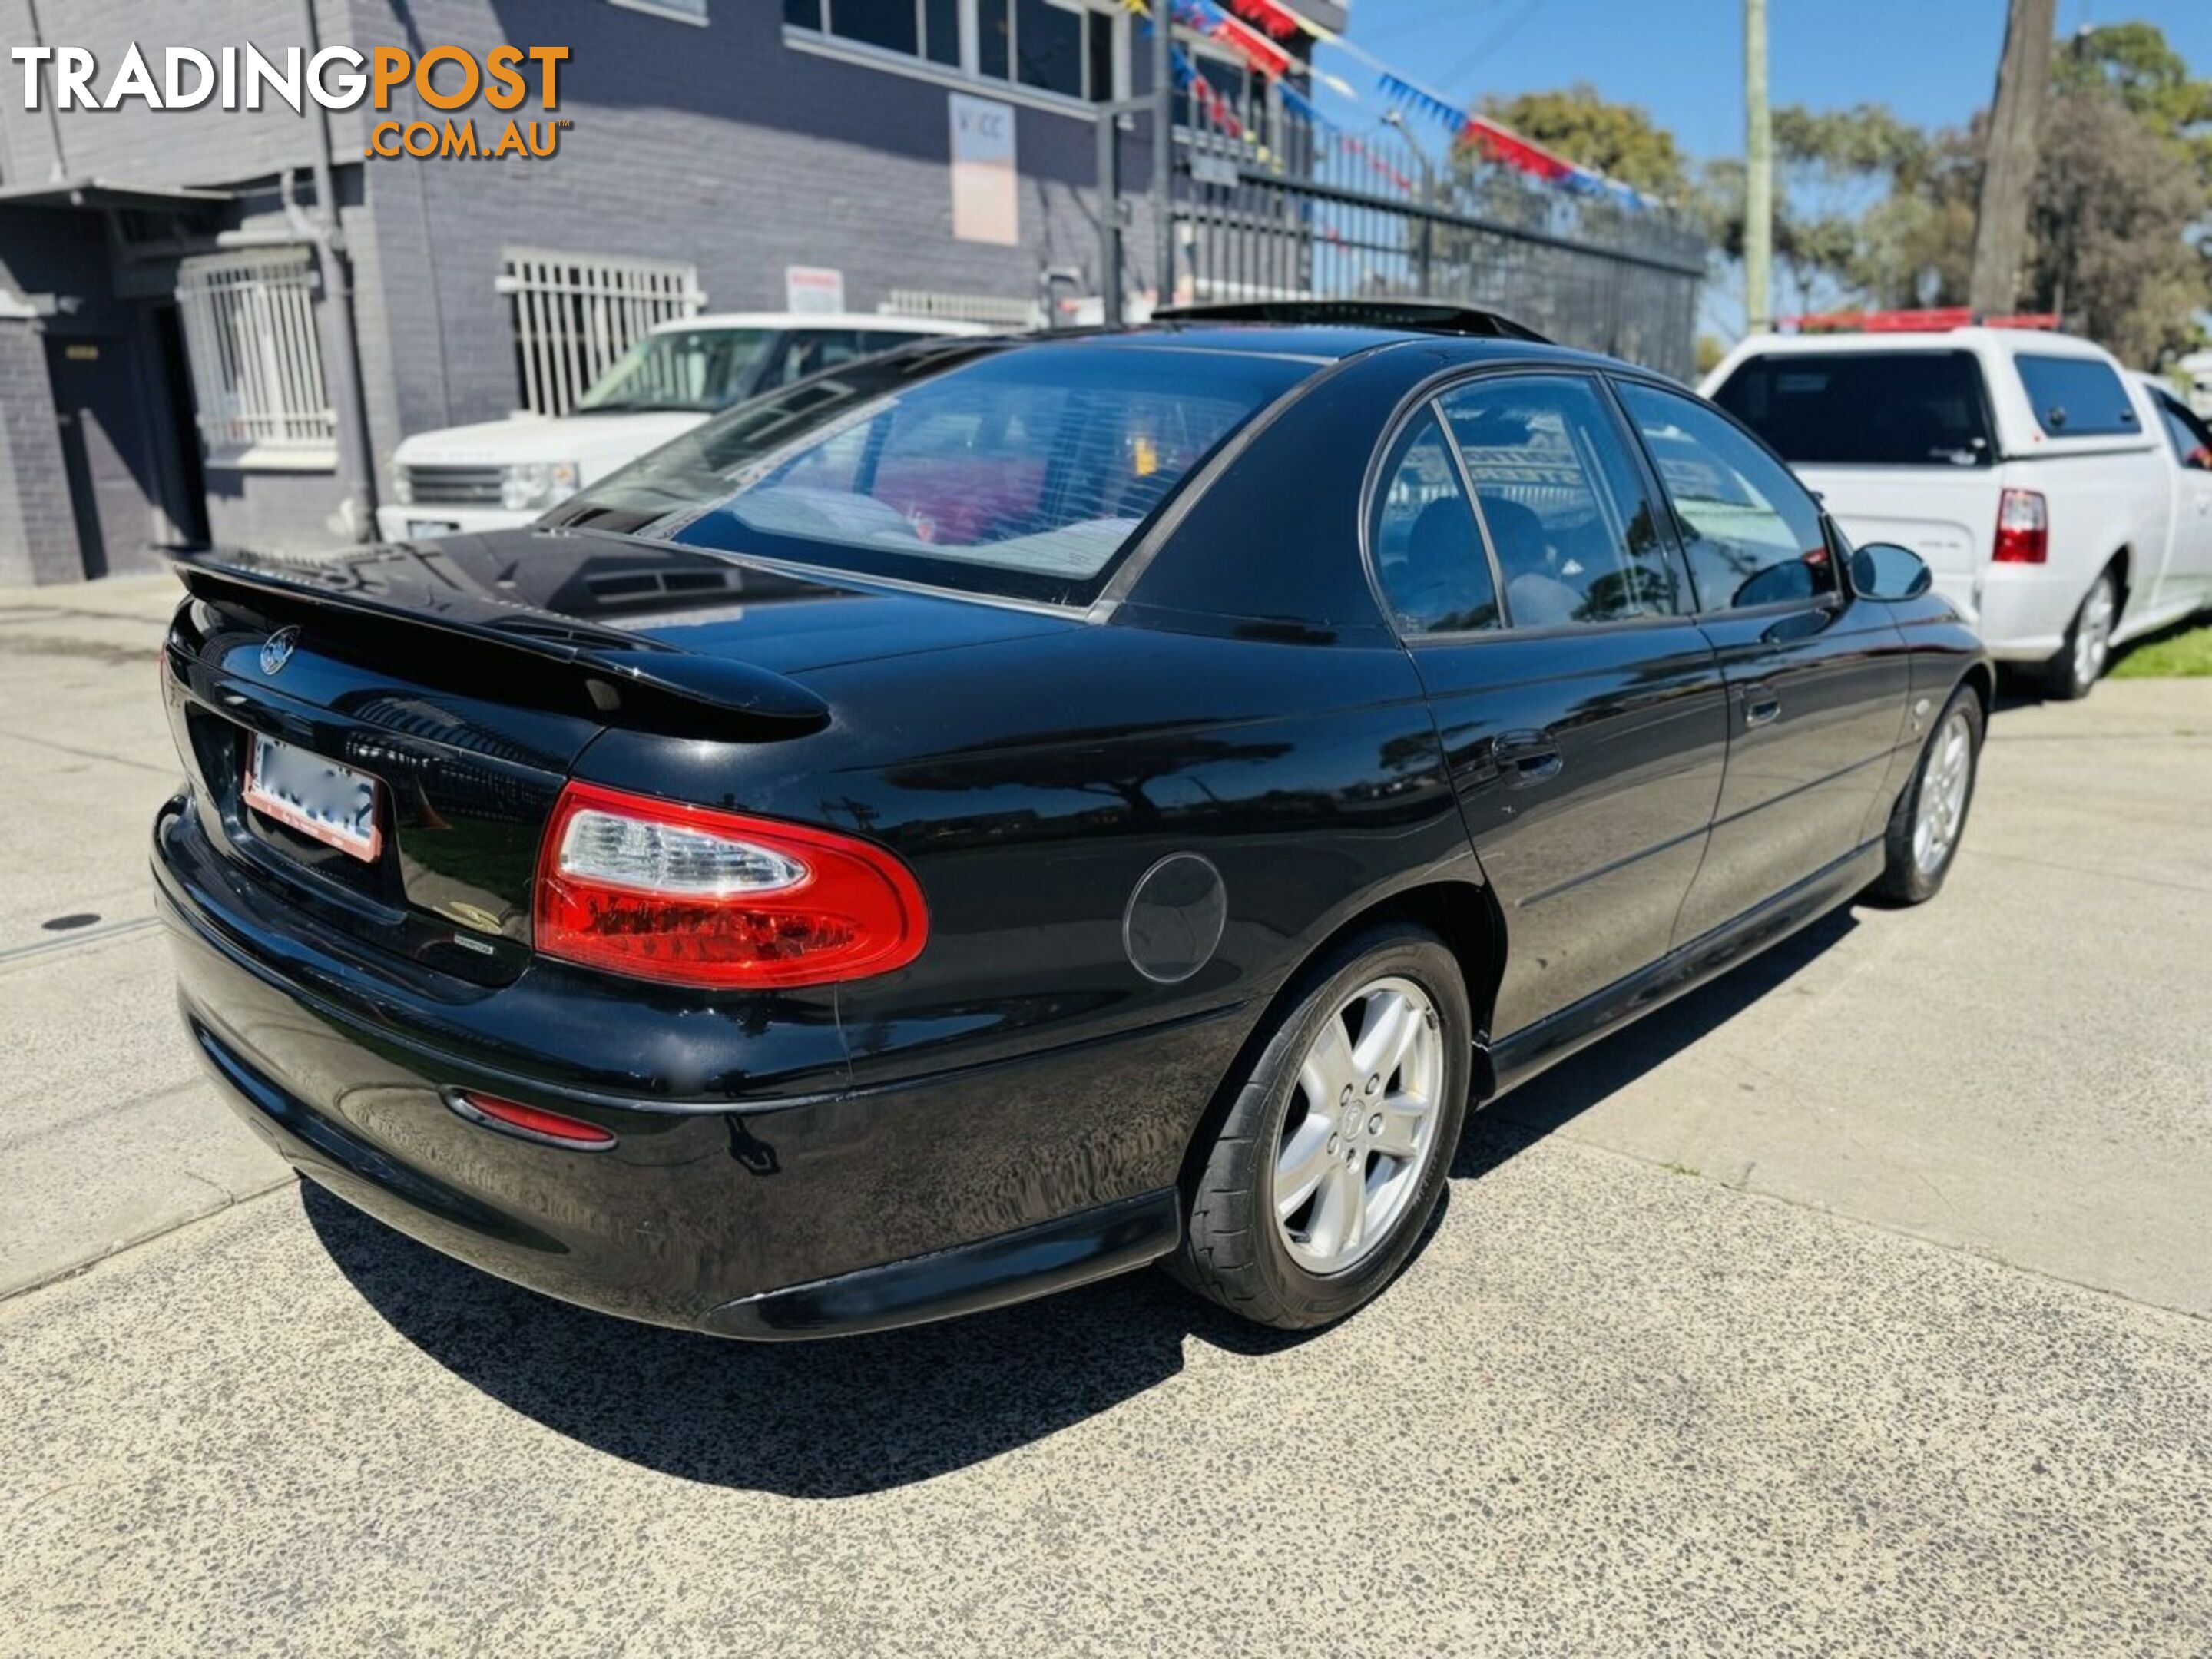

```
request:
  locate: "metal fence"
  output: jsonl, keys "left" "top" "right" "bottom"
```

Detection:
{"left": 1142, "top": 91, "right": 1707, "bottom": 381}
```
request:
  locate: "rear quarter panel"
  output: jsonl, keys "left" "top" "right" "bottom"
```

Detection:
{"left": 568, "top": 622, "right": 1477, "bottom": 1224}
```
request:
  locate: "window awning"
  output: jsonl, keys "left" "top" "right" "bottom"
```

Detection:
{"left": 0, "top": 177, "right": 233, "bottom": 213}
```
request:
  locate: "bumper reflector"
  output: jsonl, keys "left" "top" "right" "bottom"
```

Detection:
{"left": 446, "top": 1090, "right": 617, "bottom": 1151}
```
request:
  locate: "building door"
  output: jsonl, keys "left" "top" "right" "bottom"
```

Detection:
{"left": 45, "top": 333, "right": 161, "bottom": 578}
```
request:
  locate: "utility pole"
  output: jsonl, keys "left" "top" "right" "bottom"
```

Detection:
{"left": 1969, "top": 0, "right": 2057, "bottom": 316}
{"left": 1151, "top": 0, "right": 1174, "bottom": 309}
{"left": 1743, "top": 0, "right": 1773, "bottom": 334}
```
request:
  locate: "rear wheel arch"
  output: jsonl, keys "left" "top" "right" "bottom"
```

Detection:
{"left": 1174, "top": 877, "right": 1506, "bottom": 1197}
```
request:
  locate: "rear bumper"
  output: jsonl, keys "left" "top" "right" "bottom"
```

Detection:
{"left": 1949, "top": 565, "right": 2081, "bottom": 661}
{"left": 154, "top": 799, "right": 1208, "bottom": 1336}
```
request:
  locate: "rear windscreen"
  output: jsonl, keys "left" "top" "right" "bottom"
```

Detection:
{"left": 1710, "top": 350, "right": 1992, "bottom": 467}
{"left": 555, "top": 341, "right": 1312, "bottom": 606}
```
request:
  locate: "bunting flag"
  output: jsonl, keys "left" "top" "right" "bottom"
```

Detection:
{"left": 1378, "top": 70, "right": 1655, "bottom": 210}
{"left": 1131, "top": 4, "right": 1661, "bottom": 212}
{"left": 1220, "top": 0, "right": 1303, "bottom": 41}
{"left": 1174, "top": 0, "right": 1293, "bottom": 81}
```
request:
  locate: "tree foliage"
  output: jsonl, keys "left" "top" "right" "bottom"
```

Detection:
{"left": 1704, "top": 22, "right": 2211, "bottom": 360}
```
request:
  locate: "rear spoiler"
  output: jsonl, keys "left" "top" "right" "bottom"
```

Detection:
{"left": 171, "top": 548, "right": 831, "bottom": 736}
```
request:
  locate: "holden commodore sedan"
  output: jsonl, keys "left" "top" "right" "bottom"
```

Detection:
{"left": 154, "top": 305, "right": 1988, "bottom": 1338}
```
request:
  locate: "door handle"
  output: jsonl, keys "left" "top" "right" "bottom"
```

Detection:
{"left": 1744, "top": 690, "right": 1782, "bottom": 729}
{"left": 1496, "top": 728, "right": 1563, "bottom": 789}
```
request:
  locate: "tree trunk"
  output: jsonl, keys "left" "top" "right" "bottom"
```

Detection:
{"left": 1969, "top": 0, "right": 2058, "bottom": 316}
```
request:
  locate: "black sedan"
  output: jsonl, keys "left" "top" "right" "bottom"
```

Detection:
{"left": 154, "top": 306, "right": 1988, "bottom": 1338}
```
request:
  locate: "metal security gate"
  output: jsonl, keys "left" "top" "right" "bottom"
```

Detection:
{"left": 1152, "top": 91, "right": 1707, "bottom": 381}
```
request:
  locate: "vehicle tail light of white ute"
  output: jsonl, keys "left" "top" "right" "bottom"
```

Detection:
{"left": 534, "top": 782, "right": 927, "bottom": 989}
{"left": 1993, "top": 488, "right": 2048, "bottom": 564}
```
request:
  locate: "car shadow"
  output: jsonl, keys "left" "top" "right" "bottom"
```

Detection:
{"left": 305, "top": 907, "right": 1859, "bottom": 1496}
{"left": 301, "top": 1178, "right": 1312, "bottom": 1498}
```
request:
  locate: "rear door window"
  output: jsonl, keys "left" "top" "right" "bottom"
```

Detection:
{"left": 1710, "top": 350, "right": 1992, "bottom": 467}
{"left": 1370, "top": 410, "right": 1498, "bottom": 634}
{"left": 1614, "top": 380, "right": 1836, "bottom": 611}
{"left": 2014, "top": 353, "right": 2143, "bottom": 438}
{"left": 1434, "top": 375, "right": 1682, "bottom": 627}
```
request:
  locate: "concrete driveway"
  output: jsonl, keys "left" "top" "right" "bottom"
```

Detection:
{"left": 3, "top": 575, "right": 2208, "bottom": 1656}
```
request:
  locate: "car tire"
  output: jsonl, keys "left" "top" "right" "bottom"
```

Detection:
{"left": 2041, "top": 568, "right": 2119, "bottom": 700}
{"left": 1173, "top": 922, "right": 1471, "bottom": 1330}
{"left": 1872, "top": 683, "right": 1983, "bottom": 905}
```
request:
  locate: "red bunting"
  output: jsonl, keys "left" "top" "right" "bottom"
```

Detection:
{"left": 1459, "top": 115, "right": 1573, "bottom": 184}
{"left": 1220, "top": 0, "right": 1302, "bottom": 41}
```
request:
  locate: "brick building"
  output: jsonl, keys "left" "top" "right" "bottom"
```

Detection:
{"left": 0, "top": 0, "right": 1343, "bottom": 581}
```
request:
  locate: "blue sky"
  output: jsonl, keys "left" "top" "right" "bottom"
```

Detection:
{"left": 1346, "top": 0, "right": 2212, "bottom": 164}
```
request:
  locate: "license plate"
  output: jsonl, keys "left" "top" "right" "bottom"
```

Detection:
{"left": 406, "top": 519, "right": 459, "bottom": 539}
{"left": 243, "top": 733, "right": 382, "bottom": 863}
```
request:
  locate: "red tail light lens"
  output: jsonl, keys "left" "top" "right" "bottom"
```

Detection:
{"left": 533, "top": 781, "right": 927, "bottom": 988}
{"left": 1994, "top": 488, "right": 2048, "bottom": 564}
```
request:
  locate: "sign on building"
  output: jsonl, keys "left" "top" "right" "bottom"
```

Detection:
{"left": 785, "top": 265, "right": 846, "bottom": 314}
{"left": 949, "top": 93, "right": 1017, "bottom": 247}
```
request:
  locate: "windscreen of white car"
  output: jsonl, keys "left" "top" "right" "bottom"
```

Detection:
{"left": 552, "top": 341, "right": 1313, "bottom": 606}
{"left": 1710, "top": 350, "right": 1994, "bottom": 467}
{"left": 575, "top": 327, "right": 777, "bottom": 413}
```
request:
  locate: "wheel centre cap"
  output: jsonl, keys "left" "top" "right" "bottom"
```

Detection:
{"left": 1339, "top": 1100, "right": 1365, "bottom": 1140}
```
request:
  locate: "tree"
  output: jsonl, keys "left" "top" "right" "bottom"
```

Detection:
{"left": 1697, "top": 104, "right": 1926, "bottom": 315}
{"left": 1474, "top": 84, "right": 1690, "bottom": 197}
{"left": 2025, "top": 84, "right": 2209, "bottom": 364}
{"left": 2054, "top": 19, "right": 2212, "bottom": 187}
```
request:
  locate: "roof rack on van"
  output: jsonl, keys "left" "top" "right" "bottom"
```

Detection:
{"left": 1151, "top": 299, "right": 1551, "bottom": 343}
{"left": 1775, "top": 307, "right": 2062, "bottom": 335}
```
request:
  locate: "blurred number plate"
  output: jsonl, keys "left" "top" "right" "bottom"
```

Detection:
{"left": 406, "top": 519, "right": 459, "bottom": 538}
{"left": 243, "top": 733, "right": 382, "bottom": 863}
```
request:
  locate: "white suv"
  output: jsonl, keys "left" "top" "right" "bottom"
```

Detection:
{"left": 378, "top": 313, "right": 986, "bottom": 543}
{"left": 1703, "top": 324, "right": 2212, "bottom": 697}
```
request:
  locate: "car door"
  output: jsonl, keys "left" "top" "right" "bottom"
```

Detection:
{"left": 1611, "top": 379, "right": 1913, "bottom": 945}
{"left": 1373, "top": 372, "right": 1729, "bottom": 1040}
{"left": 2148, "top": 385, "right": 2212, "bottom": 614}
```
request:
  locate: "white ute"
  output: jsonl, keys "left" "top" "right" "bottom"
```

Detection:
{"left": 1704, "top": 320, "right": 2212, "bottom": 697}
{"left": 378, "top": 313, "right": 986, "bottom": 543}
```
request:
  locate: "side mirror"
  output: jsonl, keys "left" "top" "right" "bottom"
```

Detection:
{"left": 1850, "top": 541, "right": 1933, "bottom": 601}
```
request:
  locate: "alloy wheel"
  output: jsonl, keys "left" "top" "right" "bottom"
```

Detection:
{"left": 1272, "top": 975, "right": 1445, "bottom": 1274}
{"left": 2074, "top": 578, "right": 2116, "bottom": 690}
{"left": 1912, "top": 707, "right": 1975, "bottom": 876}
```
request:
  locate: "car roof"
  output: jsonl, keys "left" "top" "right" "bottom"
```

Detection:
{"left": 1038, "top": 322, "right": 1635, "bottom": 372}
{"left": 657, "top": 312, "right": 989, "bottom": 336}
{"left": 1728, "top": 326, "right": 2112, "bottom": 359}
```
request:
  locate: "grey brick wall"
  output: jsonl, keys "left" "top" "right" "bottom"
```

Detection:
{"left": 0, "top": 319, "right": 82, "bottom": 584}
{"left": 347, "top": 0, "right": 1149, "bottom": 452}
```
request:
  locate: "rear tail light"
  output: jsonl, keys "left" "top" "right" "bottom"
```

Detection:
{"left": 1994, "top": 488, "right": 2048, "bottom": 564}
{"left": 533, "top": 781, "right": 927, "bottom": 988}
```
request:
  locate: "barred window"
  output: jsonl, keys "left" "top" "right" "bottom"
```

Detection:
{"left": 498, "top": 249, "right": 705, "bottom": 417}
{"left": 175, "top": 249, "right": 336, "bottom": 465}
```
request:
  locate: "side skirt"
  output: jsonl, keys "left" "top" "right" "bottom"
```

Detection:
{"left": 1482, "top": 839, "right": 1885, "bottom": 1101}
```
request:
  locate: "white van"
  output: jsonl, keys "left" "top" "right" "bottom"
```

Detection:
{"left": 377, "top": 313, "right": 988, "bottom": 542}
{"left": 1704, "top": 324, "right": 2212, "bottom": 697}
